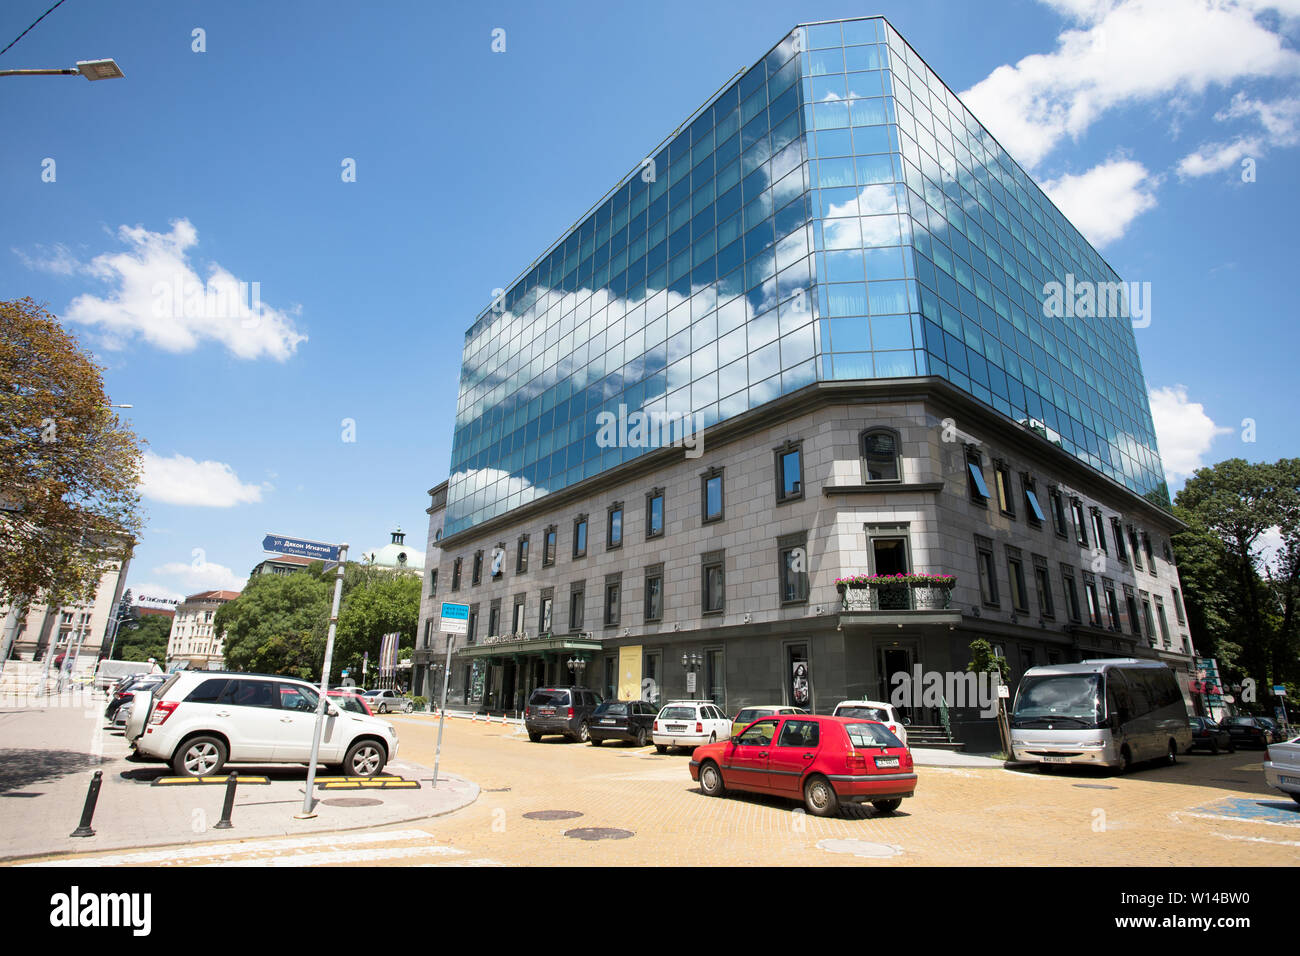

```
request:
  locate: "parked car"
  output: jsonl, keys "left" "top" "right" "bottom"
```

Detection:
{"left": 652, "top": 700, "right": 732, "bottom": 753}
{"left": 1187, "top": 716, "right": 1235, "bottom": 754}
{"left": 1223, "top": 715, "right": 1273, "bottom": 749}
{"left": 690, "top": 714, "right": 917, "bottom": 816}
{"left": 328, "top": 689, "right": 374, "bottom": 716}
{"left": 95, "top": 659, "right": 153, "bottom": 692}
{"left": 1264, "top": 736, "right": 1300, "bottom": 805}
{"left": 104, "top": 674, "right": 165, "bottom": 723}
{"left": 524, "top": 687, "right": 603, "bottom": 742}
{"left": 362, "top": 689, "right": 412, "bottom": 714}
{"left": 1258, "top": 717, "right": 1284, "bottom": 744}
{"left": 831, "top": 699, "right": 910, "bottom": 748}
{"left": 125, "top": 671, "right": 399, "bottom": 777}
{"left": 731, "top": 705, "right": 807, "bottom": 739}
{"left": 589, "top": 699, "right": 657, "bottom": 747}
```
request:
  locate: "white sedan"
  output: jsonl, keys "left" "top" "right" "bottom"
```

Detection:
{"left": 1264, "top": 736, "right": 1300, "bottom": 805}
{"left": 652, "top": 701, "right": 731, "bottom": 753}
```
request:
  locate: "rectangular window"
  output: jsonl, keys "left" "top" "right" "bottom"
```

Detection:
{"left": 1033, "top": 557, "right": 1054, "bottom": 618}
{"left": 646, "top": 489, "right": 665, "bottom": 539}
{"left": 1128, "top": 527, "right": 1143, "bottom": 570}
{"left": 544, "top": 526, "right": 557, "bottom": 566}
{"left": 467, "top": 606, "right": 478, "bottom": 644}
{"left": 1103, "top": 580, "right": 1121, "bottom": 631}
{"left": 569, "top": 584, "right": 585, "bottom": 631}
{"left": 539, "top": 595, "right": 554, "bottom": 635}
{"left": 702, "top": 550, "right": 725, "bottom": 614}
{"left": 451, "top": 558, "right": 462, "bottom": 591}
{"left": 1007, "top": 550, "right": 1028, "bottom": 613}
{"left": 1071, "top": 499, "right": 1089, "bottom": 547}
{"left": 1142, "top": 533, "right": 1156, "bottom": 572}
{"left": 472, "top": 550, "right": 483, "bottom": 586}
{"left": 976, "top": 536, "right": 999, "bottom": 607}
{"left": 1023, "top": 477, "right": 1046, "bottom": 525}
{"left": 1091, "top": 509, "right": 1108, "bottom": 554}
{"left": 1155, "top": 596, "right": 1171, "bottom": 645}
{"left": 487, "top": 604, "right": 499, "bottom": 637}
{"left": 1112, "top": 518, "right": 1128, "bottom": 564}
{"left": 607, "top": 504, "right": 623, "bottom": 549}
{"left": 1049, "top": 487, "right": 1068, "bottom": 537}
{"left": 1125, "top": 587, "right": 1141, "bottom": 637}
{"left": 1141, "top": 593, "right": 1157, "bottom": 644}
{"left": 1061, "top": 566, "right": 1081, "bottom": 623}
{"left": 604, "top": 575, "right": 622, "bottom": 627}
{"left": 775, "top": 442, "right": 803, "bottom": 503}
{"left": 1083, "top": 574, "right": 1101, "bottom": 627}
{"left": 517, "top": 535, "right": 529, "bottom": 573}
{"left": 573, "top": 515, "right": 588, "bottom": 558}
{"left": 702, "top": 469, "right": 724, "bottom": 523}
{"left": 1172, "top": 588, "right": 1186, "bottom": 624}
{"left": 512, "top": 598, "right": 525, "bottom": 635}
{"left": 430, "top": 569, "right": 438, "bottom": 598}
{"left": 778, "top": 532, "right": 809, "bottom": 604}
{"left": 995, "top": 461, "right": 1015, "bottom": 517}
{"left": 967, "top": 452, "right": 991, "bottom": 503}
{"left": 644, "top": 564, "right": 664, "bottom": 623}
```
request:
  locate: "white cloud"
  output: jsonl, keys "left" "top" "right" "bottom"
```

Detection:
{"left": 27, "top": 219, "right": 307, "bottom": 361}
{"left": 1149, "top": 384, "right": 1233, "bottom": 484}
{"left": 141, "top": 451, "right": 268, "bottom": 507}
{"left": 150, "top": 560, "right": 247, "bottom": 594}
{"left": 1253, "top": 525, "right": 1285, "bottom": 572}
{"left": 12, "top": 242, "right": 80, "bottom": 275}
{"left": 1042, "top": 158, "right": 1158, "bottom": 245}
{"left": 1177, "top": 93, "right": 1300, "bottom": 177}
{"left": 962, "top": 0, "right": 1300, "bottom": 168}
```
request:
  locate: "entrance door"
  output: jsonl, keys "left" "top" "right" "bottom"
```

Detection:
{"left": 643, "top": 650, "right": 662, "bottom": 706}
{"left": 502, "top": 660, "right": 517, "bottom": 713}
{"left": 872, "top": 536, "right": 910, "bottom": 610}
{"left": 878, "top": 646, "right": 914, "bottom": 721}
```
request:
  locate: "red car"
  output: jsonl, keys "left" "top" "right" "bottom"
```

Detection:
{"left": 688, "top": 714, "right": 916, "bottom": 817}
{"left": 327, "top": 689, "right": 374, "bottom": 716}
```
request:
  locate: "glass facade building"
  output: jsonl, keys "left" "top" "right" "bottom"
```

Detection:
{"left": 446, "top": 16, "right": 1166, "bottom": 538}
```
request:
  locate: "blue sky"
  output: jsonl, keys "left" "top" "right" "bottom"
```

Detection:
{"left": 3, "top": 0, "right": 1297, "bottom": 600}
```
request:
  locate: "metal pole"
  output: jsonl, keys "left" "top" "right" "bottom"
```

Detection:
{"left": 0, "top": 597, "right": 26, "bottom": 684}
{"left": 213, "top": 771, "right": 238, "bottom": 829}
{"left": 297, "top": 543, "right": 347, "bottom": 819}
{"left": 431, "top": 635, "right": 454, "bottom": 789}
{"left": 70, "top": 770, "right": 103, "bottom": 837}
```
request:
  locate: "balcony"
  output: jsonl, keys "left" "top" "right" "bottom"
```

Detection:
{"left": 836, "top": 574, "right": 957, "bottom": 612}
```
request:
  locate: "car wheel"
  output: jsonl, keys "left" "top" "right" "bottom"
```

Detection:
{"left": 633, "top": 727, "right": 648, "bottom": 748}
{"left": 172, "top": 736, "right": 226, "bottom": 778}
{"left": 378, "top": 703, "right": 388, "bottom": 714}
{"left": 655, "top": 744, "right": 667, "bottom": 754}
{"left": 590, "top": 737, "right": 602, "bottom": 746}
{"left": 872, "top": 798, "right": 902, "bottom": 815}
{"left": 804, "top": 775, "right": 839, "bottom": 817}
{"left": 1118, "top": 746, "right": 1132, "bottom": 775}
{"left": 1166, "top": 739, "right": 1178, "bottom": 766}
{"left": 528, "top": 732, "right": 542, "bottom": 742}
{"left": 344, "top": 739, "right": 386, "bottom": 777}
{"left": 575, "top": 722, "right": 590, "bottom": 743}
{"left": 699, "top": 760, "right": 726, "bottom": 797}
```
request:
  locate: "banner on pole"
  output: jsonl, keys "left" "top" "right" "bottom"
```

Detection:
{"left": 379, "top": 632, "right": 400, "bottom": 677}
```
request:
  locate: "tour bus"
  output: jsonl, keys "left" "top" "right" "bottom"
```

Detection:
{"left": 1010, "top": 659, "right": 1192, "bottom": 772}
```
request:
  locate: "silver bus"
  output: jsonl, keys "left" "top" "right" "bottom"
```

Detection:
{"left": 1010, "top": 659, "right": 1192, "bottom": 771}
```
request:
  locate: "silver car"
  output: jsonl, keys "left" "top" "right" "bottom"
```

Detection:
{"left": 1264, "top": 736, "right": 1300, "bottom": 805}
{"left": 362, "top": 689, "right": 412, "bottom": 714}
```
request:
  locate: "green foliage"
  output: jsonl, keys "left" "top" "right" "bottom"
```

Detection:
{"left": 333, "top": 573, "right": 421, "bottom": 683}
{"left": 409, "top": 695, "right": 427, "bottom": 711}
{"left": 216, "top": 571, "right": 332, "bottom": 678}
{"left": 966, "top": 638, "right": 1004, "bottom": 681}
{"left": 116, "top": 614, "right": 171, "bottom": 662}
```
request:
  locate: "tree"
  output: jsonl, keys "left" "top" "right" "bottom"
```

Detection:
{"left": 0, "top": 298, "right": 144, "bottom": 605}
{"left": 333, "top": 573, "right": 421, "bottom": 683}
{"left": 114, "top": 614, "right": 172, "bottom": 662}
{"left": 216, "top": 572, "right": 332, "bottom": 680}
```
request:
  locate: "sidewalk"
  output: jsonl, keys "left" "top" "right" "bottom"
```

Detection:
{"left": 0, "top": 698, "right": 479, "bottom": 863}
{"left": 910, "top": 747, "right": 1008, "bottom": 768}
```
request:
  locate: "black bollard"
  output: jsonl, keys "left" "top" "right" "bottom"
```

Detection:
{"left": 212, "top": 771, "right": 238, "bottom": 830}
{"left": 70, "top": 770, "right": 103, "bottom": 838}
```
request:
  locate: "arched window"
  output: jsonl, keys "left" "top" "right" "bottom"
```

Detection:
{"left": 860, "top": 428, "right": 901, "bottom": 482}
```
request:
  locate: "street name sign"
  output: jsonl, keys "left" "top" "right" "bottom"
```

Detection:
{"left": 440, "top": 602, "right": 470, "bottom": 635}
{"left": 263, "top": 534, "right": 341, "bottom": 563}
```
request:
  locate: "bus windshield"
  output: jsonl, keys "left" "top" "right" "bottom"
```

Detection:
{"left": 1012, "top": 674, "right": 1104, "bottom": 728}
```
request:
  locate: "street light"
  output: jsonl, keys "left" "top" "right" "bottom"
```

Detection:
{"left": 0, "top": 57, "right": 124, "bottom": 80}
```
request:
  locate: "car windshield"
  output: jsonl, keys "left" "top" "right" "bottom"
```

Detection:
{"left": 1225, "top": 717, "right": 1254, "bottom": 725}
{"left": 838, "top": 705, "right": 888, "bottom": 721}
{"left": 595, "top": 702, "right": 627, "bottom": 716}
{"left": 660, "top": 706, "right": 695, "bottom": 720}
{"left": 736, "top": 709, "right": 765, "bottom": 722}
{"left": 1012, "top": 675, "right": 1103, "bottom": 726}
{"left": 845, "top": 722, "right": 902, "bottom": 748}
{"left": 529, "top": 690, "right": 569, "bottom": 706}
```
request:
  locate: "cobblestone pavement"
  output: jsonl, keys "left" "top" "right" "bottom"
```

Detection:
{"left": 17, "top": 714, "right": 1299, "bottom": 866}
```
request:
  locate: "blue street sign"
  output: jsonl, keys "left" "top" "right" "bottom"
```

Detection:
{"left": 440, "top": 602, "right": 470, "bottom": 635}
{"left": 263, "top": 533, "right": 340, "bottom": 562}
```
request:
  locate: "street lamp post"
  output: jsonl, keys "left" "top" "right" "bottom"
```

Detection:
{"left": 681, "top": 652, "right": 703, "bottom": 698}
{"left": 0, "top": 58, "right": 124, "bottom": 80}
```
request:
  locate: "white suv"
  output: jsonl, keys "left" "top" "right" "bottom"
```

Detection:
{"left": 831, "top": 700, "right": 909, "bottom": 747}
{"left": 126, "top": 671, "right": 399, "bottom": 777}
{"left": 653, "top": 700, "right": 732, "bottom": 753}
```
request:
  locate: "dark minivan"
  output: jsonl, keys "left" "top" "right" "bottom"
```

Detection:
{"left": 589, "top": 699, "right": 657, "bottom": 747}
{"left": 525, "top": 687, "right": 603, "bottom": 742}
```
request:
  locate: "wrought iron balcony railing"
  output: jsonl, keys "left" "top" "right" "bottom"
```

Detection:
{"left": 837, "top": 579, "right": 955, "bottom": 612}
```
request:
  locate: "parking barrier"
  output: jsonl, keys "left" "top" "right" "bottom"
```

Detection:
{"left": 70, "top": 770, "right": 103, "bottom": 838}
{"left": 212, "top": 772, "right": 238, "bottom": 830}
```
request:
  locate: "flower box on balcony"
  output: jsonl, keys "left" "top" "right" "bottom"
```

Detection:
{"left": 834, "top": 574, "right": 957, "bottom": 591}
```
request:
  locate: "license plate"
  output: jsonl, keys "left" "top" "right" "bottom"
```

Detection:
{"left": 1280, "top": 775, "right": 1299, "bottom": 786}
{"left": 601, "top": 719, "right": 615, "bottom": 724}
{"left": 876, "top": 756, "right": 900, "bottom": 768}
{"left": 540, "top": 707, "right": 555, "bottom": 716}
{"left": 667, "top": 724, "right": 686, "bottom": 732}
{"left": 1042, "top": 755, "right": 1068, "bottom": 763}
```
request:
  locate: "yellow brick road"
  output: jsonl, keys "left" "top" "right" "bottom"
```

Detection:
{"left": 22, "top": 715, "right": 1300, "bottom": 866}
